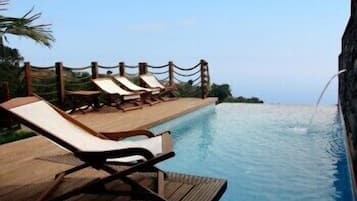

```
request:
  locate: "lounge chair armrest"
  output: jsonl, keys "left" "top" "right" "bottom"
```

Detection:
{"left": 99, "top": 129, "right": 155, "bottom": 140}
{"left": 151, "top": 87, "right": 162, "bottom": 90}
{"left": 75, "top": 147, "right": 155, "bottom": 162}
{"left": 157, "top": 130, "right": 171, "bottom": 136}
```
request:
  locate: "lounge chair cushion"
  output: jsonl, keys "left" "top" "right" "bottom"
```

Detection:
{"left": 10, "top": 100, "right": 162, "bottom": 162}
{"left": 140, "top": 74, "right": 165, "bottom": 89}
{"left": 114, "top": 76, "right": 160, "bottom": 95}
{"left": 93, "top": 78, "right": 141, "bottom": 100}
{"left": 115, "top": 76, "right": 150, "bottom": 92}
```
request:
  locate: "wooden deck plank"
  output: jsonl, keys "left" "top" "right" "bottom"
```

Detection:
{"left": 168, "top": 183, "right": 194, "bottom": 201}
{"left": 164, "top": 182, "right": 183, "bottom": 198}
{"left": 181, "top": 181, "right": 227, "bottom": 201}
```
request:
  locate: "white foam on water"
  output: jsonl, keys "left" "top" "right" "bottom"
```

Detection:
{"left": 287, "top": 127, "right": 308, "bottom": 134}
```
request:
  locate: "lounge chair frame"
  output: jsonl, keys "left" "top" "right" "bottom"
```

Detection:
{"left": 0, "top": 96, "right": 175, "bottom": 201}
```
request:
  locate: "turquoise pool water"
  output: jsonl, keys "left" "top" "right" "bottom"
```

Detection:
{"left": 151, "top": 103, "right": 355, "bottom": 201}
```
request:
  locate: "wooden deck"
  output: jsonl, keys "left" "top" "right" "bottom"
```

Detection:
{"left": 72, "top": 97, "right": 217, "bottom": 132}
{"left": 0, "top": 98, "right": 227, "bottom": 201}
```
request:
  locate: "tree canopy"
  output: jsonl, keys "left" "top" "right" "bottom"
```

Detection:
{"left": 209, "top": 83, "right": 232, "bottom": 103}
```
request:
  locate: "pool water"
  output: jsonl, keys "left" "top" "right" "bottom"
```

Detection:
{"left": 150, "top": 103, "right": 355, "bottom": 201}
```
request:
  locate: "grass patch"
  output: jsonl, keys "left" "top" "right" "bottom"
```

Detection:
{"left": 0, "top": 129, "right": 36, "bottom": 145}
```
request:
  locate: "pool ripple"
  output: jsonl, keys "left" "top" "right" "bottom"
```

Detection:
{"left": 151, "top": 103, "right": 354, "bottom": 201}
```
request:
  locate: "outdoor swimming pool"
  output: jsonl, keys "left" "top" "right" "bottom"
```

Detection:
{"left": 151, "top": 103, "right": 355, "bottom": 201}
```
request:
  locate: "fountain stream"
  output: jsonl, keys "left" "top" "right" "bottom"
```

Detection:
{"left": 308, "top": 69, "right": 347, "bottom": 127}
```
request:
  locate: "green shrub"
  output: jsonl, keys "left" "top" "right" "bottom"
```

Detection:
{"left": 0, "top": 129, "right": 36, "bottom": 145}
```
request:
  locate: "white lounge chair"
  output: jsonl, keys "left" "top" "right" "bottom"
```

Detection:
{"left": 113, "top": 75, "right": 161, "bottom": 105}
{"left": 0, "top": 96, "right": 174, "bottom": 201}
{"left": 92, "top": 77, "right": 143, "bottom": 111}
{"left": 140, "top": 73, "right": 178, "bottom": 101}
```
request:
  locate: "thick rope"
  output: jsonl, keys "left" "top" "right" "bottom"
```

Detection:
{"left": 192, "top": 81, "right": 201, "bottom": 87}
{"left": 191, "top": 76, "right": 201, "bottom": 84}
{"left": 173, "top": 62, "right": 200, "bottom": 71}
{"left": 30, "top": 65, "right": 55, "bottom": 70}
{"left": 147, "top": 64, "right": 169, "bottom": 69}
{"left": 63, "top": 65, "right": 91, "bottom": 71}
{"left": 125, "top": 65, "right": 138, "bottom": 69}
{"left": 152, "top": 70, "right": 169, "bottom": 75}
{"left": 174, "top": 69, "right": 200, "bottom": 77}
{"left": 97, "top": 65, "right": 119, "bottom": 69}
{"left": 159, "top": 76, "right": 169, "bottom": 81}
{"left": 174, "top": 77, "right": 186, "bottom": 83}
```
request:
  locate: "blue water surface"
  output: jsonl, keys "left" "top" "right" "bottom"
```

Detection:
{"left": 150, "top": 103, "right": 355, "bottom": 201}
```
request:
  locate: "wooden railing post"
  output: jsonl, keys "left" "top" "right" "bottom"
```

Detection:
{"left": 143, "top": 62, "right": 148, "bottom": 74}
{"left": 168, "top": 61, "right": 174, "bottom": 86}
{"left": 0, "top": 81, "right": 14, "bottom": 129}
{"left": 119, "top": 62, "right": 125, "bottom": 76}
{"left": 24, "top": 62, "right": 33, "bottom": 96}
{"left": 138, "top": 62, "right": 144, "bottom": 86}
{"left": 200, "top": 59, "right": 208, "bottom": 99}
{"left": 55, "top": 62, "right": 65, "bottom": 107}
{"left": 91, "top": 61, "right": 98, "bottom": 79}
{"left": 1, "top": 81, "right": 10, "bottom": 102}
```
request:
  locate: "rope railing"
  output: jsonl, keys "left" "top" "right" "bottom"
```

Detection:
{"left": 97, "top": 65, "right": 119, "bottom": 69}
{"left": 30, "top": 65, "right": 55, "bottom": 70}
{"left": 173, "top": 62, "right": 200, "bottom": 71}
{"left": 174, "top": 75, "right": 201, "bottom": 84}
{"left": 174, "top": 77, "right": 187, "bottom": 83}
{"left": 63, "top": 66, "right": 93, "bottom": 92}
{"left": 159, "top": 76, "right": 169, "bottom": 81}
{"left": 63, "top": 65, "right": 91, "bottom": 71}
{"left": 32, "top": 75, "right": 57, "bottom": 80}
{"left": 192, "top": 82, "right": 200, "bottom": 87}
{"left": 192, "top": 76, "right": 201, "bottom": 84}
{"left": 33, "top": 90, "right": 57, "bottom": 96}
{"left": 64, "top": 75, "right": 91, "bottom": 82}
{"left": 152, "top": 70, "right": 169, "bottom": 75}
{"left": 20, "top": 59, "right": 210, "bottom": 108}
{"left": 192, "top": 76, "right": 201, "bottom": 83}
{"left": 124, "top": 64, "right": 139, "bottom": 69}
{"left": 174, "top": 69, "right": 201, "bottom": 77}
{"left": 65, "top": 80, "right": 92, "bottom": 87}
{"left": 125, "top": 72, "right": 138, "bottom": 77}
{"left": 32, "top": 82, "right": 57, "bottom": 88}
{"left": 147, "top": 64, "right": 169, "bottom": 69}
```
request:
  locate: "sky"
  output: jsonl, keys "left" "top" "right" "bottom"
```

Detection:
{"left": 6, "top": 0, "right": 350, "bottom": 105}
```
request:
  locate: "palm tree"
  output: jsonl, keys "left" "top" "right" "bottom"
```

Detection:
{"left": 0, "top": 0, "right": 54, "bottom": 47}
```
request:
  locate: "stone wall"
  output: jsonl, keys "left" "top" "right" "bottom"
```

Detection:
{"left": 339, "top": 0, "right": 357, "bottom": 186}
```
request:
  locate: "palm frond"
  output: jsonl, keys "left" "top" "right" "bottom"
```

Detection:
{"left": 0, "top": 8, "right": 54, "bottom": 47}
